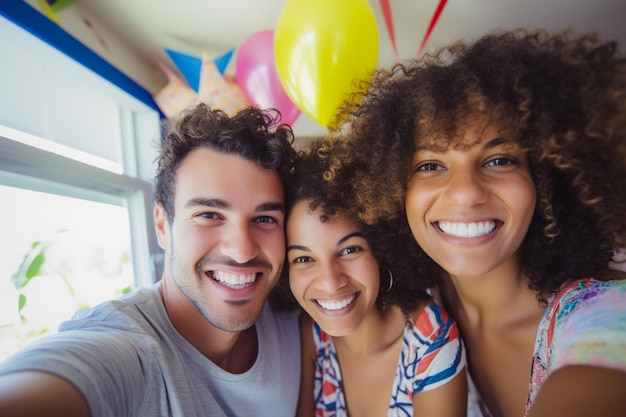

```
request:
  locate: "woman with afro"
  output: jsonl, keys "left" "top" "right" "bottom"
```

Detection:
{"left": 320, "top": 29, "right": 626, "bottom": 417}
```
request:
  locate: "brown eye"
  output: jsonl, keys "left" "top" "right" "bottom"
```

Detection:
{"left": 292, "top": 256, "right": 313, "bottom": 264}
{"left": 340, "top": 246, "right": 363, "bottom": 256}
{"left": 484, "top": 157, "right": 516, "bottom": 167}
{"left": 257, "top": 216, "right": 276, "bottom": 224}
{"left": 417, "top": 162, "right": 443, "bottom": 171}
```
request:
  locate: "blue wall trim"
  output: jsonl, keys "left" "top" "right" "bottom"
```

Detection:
{"left": 0, "top": 1, "right": 161, "bottom": 115}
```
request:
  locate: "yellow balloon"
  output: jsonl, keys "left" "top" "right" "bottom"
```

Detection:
{"left": 275, "top": 0, "right": 379, "bottom": 127}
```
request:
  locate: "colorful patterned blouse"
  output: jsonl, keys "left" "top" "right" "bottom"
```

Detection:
{"left": 526, "top": 278, "right": 626, "bottom": 415}
{"left": 468, "top": 278, "right": 626, "bottom": 417}
{"left": 312, "top": 301, "right": 466, "bottom": 417}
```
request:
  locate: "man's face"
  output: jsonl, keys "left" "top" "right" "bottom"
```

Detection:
{"left": 156, "top": 147, "right": 286, "bottom": 331}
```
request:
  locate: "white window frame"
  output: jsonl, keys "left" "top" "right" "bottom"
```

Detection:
{"left": 0, "top": 3, "right": 163, "bottom": 287}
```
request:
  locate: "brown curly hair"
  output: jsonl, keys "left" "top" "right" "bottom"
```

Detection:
{"left": 273, "top": 139, "right": 433, "bottom": 316}
{"left": 320, "top": 29, "right": 626, "bottom": 299}
{"left": 154, "top": 103, "right": 298, "bottom": 223}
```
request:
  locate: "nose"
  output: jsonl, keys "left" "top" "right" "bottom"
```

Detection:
{"left": 444, "top": 168, "right": 488, "bottom": 207}
{"left": 315, "top": 261, "right": 348, "bottom": 293}
{"left": 221, "top": 221, "right": 259, "bottom": 264}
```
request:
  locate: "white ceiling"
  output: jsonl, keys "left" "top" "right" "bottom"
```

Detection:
{"left": 75, "top": 0, "right": 626, "bottom": 137}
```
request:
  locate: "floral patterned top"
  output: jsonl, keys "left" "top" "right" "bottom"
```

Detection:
{"left": 526, "top": 278, "right": 626, "bottom": 415}
{"left": 468, "top": 278, "right": 626, "bottom": 417}
{"left": 312, "top": 301, "right": 466, "bottom": 417}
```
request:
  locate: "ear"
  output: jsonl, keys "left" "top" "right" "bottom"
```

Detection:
{"left": 154, "top": 203, "right": 170, "bottom": 250}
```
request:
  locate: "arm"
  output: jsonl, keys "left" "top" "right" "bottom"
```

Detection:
{"left": 294, "top": 313, "right": 315, "bottom": 417}
{"left": 528, "top": 365, "right": 626, "bottom": 417}
{"left": 413, "top": 368, "right": 467, "bottom": 417}
{"left": 0, "top": 371, "right": 90, "bottom": 417}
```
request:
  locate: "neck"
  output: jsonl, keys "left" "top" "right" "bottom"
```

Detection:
{"left": 442, "top": 257, "right": 543, "bottom": 330}
{"left": 159, "top": 278, "right": 258, "bottom": 373}
{"left": 334, "top": 305, "right": 405, "bottom": 356}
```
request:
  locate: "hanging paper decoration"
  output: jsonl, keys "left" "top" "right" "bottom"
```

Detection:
{"left": 153, "top": 61, "right": 201, "bottom": 118}
{"left": 417, "top": 0, "right": 448, "bottom": 57}
{"left": 197, "top": 52, "right": 251, "bottom": 116}
{"left": 164, "top": 49, "right": 202, "bottom": 92}
{"left": 214, "top": 49, "right": 234, "bottom": 75}
{"left": 38, "top": 0, "right": 62, "bottom": 25}
{"left": 153, "top": 52, "right": 251, "bottom": 119}
{"left": 46, "top": 0, "right": 76, "bottom": 11}
{"left": 379, "top": 0, "right": 399, "bottom": 62}
{"left": 165, "top": 48, "right": 234, "bottom": 92}
{"left": 377, "top": 0, "right": 448, "bottom": 60}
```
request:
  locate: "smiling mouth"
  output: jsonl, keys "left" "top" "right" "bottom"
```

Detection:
{"left": 315, "top": 294, "right": 357, "bottom": 311}
{"left": 437, "top": 220, "right": 497, "bottom": 238}
{"left": 211, "top": 271, "right": 258, "bottom": 289}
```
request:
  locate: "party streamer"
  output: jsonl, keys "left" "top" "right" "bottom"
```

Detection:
{"left": 417, "top": 0, "right": 448, "bottom": 57}
{"left": 379, "top": 0, "right": 399, "bottom": 62}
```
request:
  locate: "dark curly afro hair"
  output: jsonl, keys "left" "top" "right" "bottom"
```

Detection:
{"left": 271, "top": 139, "right": 434, "bottom": 317}
{"left": 320, "top": 29, "right": 626, "bottom": 301}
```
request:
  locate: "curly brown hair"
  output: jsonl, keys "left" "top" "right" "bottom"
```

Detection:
{"left": 320, "top": 29, "right": 626, "bottom": 299}
{"left": 273, "top": 139, "right": 433, "bottom": 316}
{"left": 154, "top": 103, "right": 298, "bottom": 223}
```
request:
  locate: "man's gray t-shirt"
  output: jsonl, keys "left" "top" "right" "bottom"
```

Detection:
{"left": 0, "top": 284, "right": 301, "bottom": 417}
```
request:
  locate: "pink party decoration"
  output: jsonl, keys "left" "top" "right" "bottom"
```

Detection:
{"left": 198, "top": 52, "right": 250, "bottom": 116}
{"left": 153, "top": 61, "right": 200, "bottom": 118}
{"left": 153, "top": 52, "right": 251, "bottom": 119}
{"left": 235, "top": 30, "right": 300, "bottom": 125}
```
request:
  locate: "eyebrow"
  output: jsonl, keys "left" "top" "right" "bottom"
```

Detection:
{"left": 185, "top": 198, "right": 284, "bottom": 213}
{"left": 286, "top": 231, "right": 366, "bottom": 253}
{"left": 338, "top": 231, "right": 366, "bottom": 245}
{"left": 416, "top": 136, "right": 512, "bottom": 152}
{"left": 482, "top": 137, "right": 511, "bottom": 150}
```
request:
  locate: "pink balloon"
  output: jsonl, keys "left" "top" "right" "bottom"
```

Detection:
{"left": 235, "top": 30, "right": 301, "bottom": 125}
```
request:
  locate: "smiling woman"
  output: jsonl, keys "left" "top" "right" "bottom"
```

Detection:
{"left": 320, "top": 28, "right": 626, "bottom": 417}
{"left": 281, "top": 139, "right": 467, "bottom": 417}
{"left": 406, "top": 120, "right": 536, "bottom": 279}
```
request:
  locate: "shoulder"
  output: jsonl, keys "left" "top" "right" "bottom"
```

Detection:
{"left": 402, "top": 301, "right": 466, "bottom": 392}
{"left": 61, "top": 284, "right": 162, "bottom": 331}
{"left": 409, "top": 298, "right": 459, "bottom": 339}
{"left": 545, "top": 278, "right": 626, "bottom": 370}
{"left": 546, "top": 278, "right": 626, "bottom": 344}
{"left": 551, "top": 278, "right": 626, "bottom": 317}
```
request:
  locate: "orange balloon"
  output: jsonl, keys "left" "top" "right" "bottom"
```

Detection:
{"left": 275, "top": 0, "right": 379, "bottom": 127}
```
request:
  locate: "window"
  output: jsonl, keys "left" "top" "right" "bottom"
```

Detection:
{"left": 0, "top": 7, "right": 162, "bottom": 361}
{"left": 0, "top": 184, "right": 133, "bottom": 360}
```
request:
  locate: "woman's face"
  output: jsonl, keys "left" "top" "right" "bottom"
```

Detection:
{"left": 286, "top": 200, "right": 380, "bottom": 337}
{"left": 405, "top": 119, "right": 536, "bottom": 280}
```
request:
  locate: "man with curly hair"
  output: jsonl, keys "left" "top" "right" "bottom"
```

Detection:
{"left": 0, "top": 103, "right": 301, "bottom": 417}
{"left": 321, "top": 29, "right": 626, "bottom": 417}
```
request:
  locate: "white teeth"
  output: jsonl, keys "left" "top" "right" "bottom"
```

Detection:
{"left": 316, "top": 294, "right": 356, "bottom": 311}
{"left": 213, "top": 271, "right": 256, "bottom": 288}
{"left": 438, "top": 220, "right": 496, "bottom": 238}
